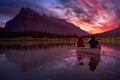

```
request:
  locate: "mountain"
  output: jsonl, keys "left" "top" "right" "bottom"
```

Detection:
{"left": 1, "top": 7, "right": 88, "bottom": 35}
{"left": 95, "top": 26, "right": 120, "bottom": 37}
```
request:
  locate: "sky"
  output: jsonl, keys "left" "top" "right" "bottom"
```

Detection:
{"left": 0, "top": 0, "right": 120, "bottom": 34}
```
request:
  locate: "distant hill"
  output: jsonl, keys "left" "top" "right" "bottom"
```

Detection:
{"left": 0, "top": 7, "right": 88, "bottom": 36}
{"left": 95, "top": 26, "right": 120, "bottom": 37}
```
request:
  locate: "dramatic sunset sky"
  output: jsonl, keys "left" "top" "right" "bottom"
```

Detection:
{"left": 0, "top": 0, "right": 120, "bottom": 34}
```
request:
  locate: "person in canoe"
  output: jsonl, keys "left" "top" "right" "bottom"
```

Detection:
{"left": 89, "top": 36, "right": 101, "bottom": 49}
{"left": 77, "top": 37, "right": 85, "bottom": 47}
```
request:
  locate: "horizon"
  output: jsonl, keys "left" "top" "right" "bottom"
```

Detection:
{"left": 0, "top": 0, "right": 120, "bottom": 34}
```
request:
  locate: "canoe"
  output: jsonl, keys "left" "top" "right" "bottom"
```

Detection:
{"left": 76, "top": 47, "right": 101, "bottom": 54}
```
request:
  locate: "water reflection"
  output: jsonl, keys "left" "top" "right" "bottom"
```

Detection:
{"left": 88, "top": 55, "right": 100, "bottom": 71}
{"left": 4, "top": 49, "right": 69, "bottom": 72}
{"left": 0, "top": 41, "right": 74, "bottom": 50}
{"left": 0, "top": 41, "right": 74, "bottom": 72}
{"left": 101, "top": 42, "right": 120, "bottom": 51}
{"left": 0, "top": 41, "right": 120, "bottom": 80}
{"left": 76, "top": 51, "right": 101, "bottom": 72}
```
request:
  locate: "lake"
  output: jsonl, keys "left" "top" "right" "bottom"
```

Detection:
{"left": 0, "top": 41, "right": 120, "bottom": 80}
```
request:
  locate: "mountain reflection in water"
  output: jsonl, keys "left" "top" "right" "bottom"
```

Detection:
{"left": 0, "top": 41, "right": 74, "bottom": 72}
{"left": 0, "top": 41, "right": 120, "bottom": 80}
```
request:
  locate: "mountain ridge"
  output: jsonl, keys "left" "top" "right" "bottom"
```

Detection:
{"left": 94, "top": 26, "right": 120, "bottom": 37}
{"left": 1, "top": 7, "right": 88, "bottom": 35}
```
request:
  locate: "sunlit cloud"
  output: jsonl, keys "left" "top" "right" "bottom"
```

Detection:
{"left": 0, "top": 0, "right": 120, "bottom": 34}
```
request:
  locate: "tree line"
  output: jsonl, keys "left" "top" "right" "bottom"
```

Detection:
{"left": 0, "top": 31, "right": 78, "bottom": 38}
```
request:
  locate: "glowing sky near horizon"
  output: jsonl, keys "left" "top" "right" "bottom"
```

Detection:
{"left": 0, "top": 0, "right": 120, "bottom": 34}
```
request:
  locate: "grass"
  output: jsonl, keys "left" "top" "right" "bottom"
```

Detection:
{"left": 0, "top": 38, "right": 78, "bottom": 46}
{"left": 97, "top": 37, "right": 120, "bottom": 43}
{"left": 0, "top": 37, "right": 120, "bottom": 46}
{"left": 0, "top": 37, "right": 120, "bottom": 50}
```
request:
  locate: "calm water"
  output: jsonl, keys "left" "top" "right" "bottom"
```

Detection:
{"left": 0, "top": 42, "right": 120, "bottom": 80}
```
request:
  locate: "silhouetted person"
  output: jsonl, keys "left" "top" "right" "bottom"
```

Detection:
{"left": 89, "top": 36, "right": 101, "bottom": 48}
{"left": 77, "top": 37, "right": 84, "bottom": 47}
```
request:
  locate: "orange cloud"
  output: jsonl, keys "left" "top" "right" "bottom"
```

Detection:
{"left": 64, "top": 0, "right": 120, "bottom": 34}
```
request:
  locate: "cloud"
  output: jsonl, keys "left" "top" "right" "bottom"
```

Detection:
{"left": 0, "top": 0, "right": 120, "bottom": 33}
{"left": 0, "top": 5, "right": 20, "bottom": 23}
{"left": 56, "top": 0, "right": 120, "bottom": 33}
{"left": 0, "top": 5, "right": 19, "bottom": 15}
